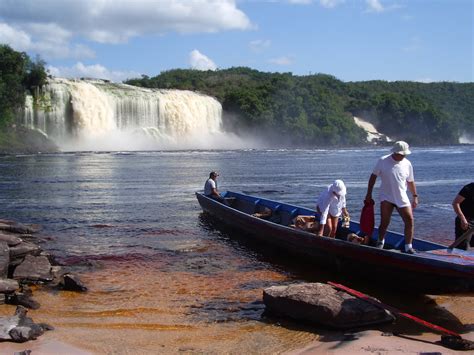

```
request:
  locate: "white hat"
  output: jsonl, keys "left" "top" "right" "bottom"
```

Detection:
{"left": 331, "top": 179, "right": 346, "bottom": 196}
{"left": 391, "top": 141, "right": 411, "bottom": 155}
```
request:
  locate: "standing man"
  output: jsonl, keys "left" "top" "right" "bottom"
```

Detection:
{"left": 452, "top": 182, "right": 474, "bottom": 250}
{"left": 365, "top": 141, "right": 419, "bottom": 254}
{"left": 204, "top": 171, "right": 225, "bottom": 202}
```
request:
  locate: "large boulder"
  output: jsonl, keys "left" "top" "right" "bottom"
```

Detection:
{"left": 0, "top": 306, "right": 52, "bottom": 342}
{"left": 0, "top": 242, "right": 9, "bottom": 278}
{"left": 0, "top": 279, "right": 19, "bottom": 293}
{"left": 0, "top": 222, "right": 41, "bottom": 235}
{"left": 0, "top": 233, "right": 22, "bottom": 247}
{"left": 9, "top": 242, "right": 42, "bottom": 264}
{"left": 13, "top": 255, "right": 52, "bottom": 282}
{"left": 263, "top": 283, "right": 395, "bottom": 329}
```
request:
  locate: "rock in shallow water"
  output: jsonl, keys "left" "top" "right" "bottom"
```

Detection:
{"left": 263, "top": 282, "right": 394, "bottom": 329}
{"left": 0, "top": 306, "right": 52, "bottom": 342}
{"left": 13, "top": 255, "right": 52, "bottom": 282}
{"left": 0, "top": 278, "right": 19, "bottom": 293}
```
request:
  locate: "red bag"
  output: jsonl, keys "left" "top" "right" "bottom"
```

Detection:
{"left": 360, "top": 200, "right": 375, "bottom": 237}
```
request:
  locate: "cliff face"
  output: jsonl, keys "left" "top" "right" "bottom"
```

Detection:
{"left": 0, "top": 126, "right": 58, "bottom": 155}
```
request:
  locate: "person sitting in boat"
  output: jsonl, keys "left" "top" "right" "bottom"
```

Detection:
{"left": 252, "top": 206, "right": 273, "bottom": 219}
{"left": 452, "top": 182, "right": 474, "bottom": 250}
{"left": 316, "top": 179, "right": 350, "bottom": 238}
{"left": 290, "top": 215, "right": 320, "bottom": 232}
{"left": 204, "top": 171, "right": 226, "bottom": 203}
{"left": 335, "top": 227, "right": 370, "bottom": 245}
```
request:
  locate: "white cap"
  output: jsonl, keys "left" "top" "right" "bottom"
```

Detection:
{"left": 331, "top": 179, "right": 346, "bottom": 196}
{"left": 391, "top": 141, "right": 411, "bottom": 156}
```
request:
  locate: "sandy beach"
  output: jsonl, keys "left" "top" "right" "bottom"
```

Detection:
{"left": 1, "top": 291, "right": 473, "bottom": 354}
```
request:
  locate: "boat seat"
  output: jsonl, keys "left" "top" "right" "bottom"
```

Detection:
{"left": 279, "top": 208, "right": 299, "bottom": 226}
{"left": 234, "top": 199, "right": 258, "bottom": 214}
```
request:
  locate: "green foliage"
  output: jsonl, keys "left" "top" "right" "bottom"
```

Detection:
{"left": 0, "top": 45, "right": 48, "bottom": 128}
{"left": 126, "top": 68, "right": 371, "bottom": 146}
{"left": 126, "top": 68, "right": 473, "bottom": 146}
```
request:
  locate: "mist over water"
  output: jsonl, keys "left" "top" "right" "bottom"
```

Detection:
{"left": 459, "top": 132, "right": 474, "bottom": 144}
{"left": 23, "top": 78, "right": 263, "bottom": 151}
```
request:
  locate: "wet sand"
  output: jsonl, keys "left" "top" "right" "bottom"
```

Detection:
{"left": 1, "top": 257, "right": 473, "bottom": 354}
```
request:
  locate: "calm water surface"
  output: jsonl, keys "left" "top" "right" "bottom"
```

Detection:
{"left": 0, "top": 146, "right": 473, "bottom": 353}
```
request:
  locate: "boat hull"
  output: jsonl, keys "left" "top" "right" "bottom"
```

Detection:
{"left": 196, "top": 191, "right": 474, "bottom": 294}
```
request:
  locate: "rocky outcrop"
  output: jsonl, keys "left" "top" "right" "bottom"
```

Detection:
{"left": 263, "top": 282, "right": 395, "bottom": 329}
{"left": 0, "top": 219, "right": 87, "bottom": 343}
{"left": 0, "top": 306, "right": 53, "bottom": 342}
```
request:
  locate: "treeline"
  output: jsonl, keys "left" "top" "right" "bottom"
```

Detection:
{"left": 0, "top": 44, "right": 48, "bottom": 127}
{"left": 126, "top": 67, "right": 474, "bottom": 146}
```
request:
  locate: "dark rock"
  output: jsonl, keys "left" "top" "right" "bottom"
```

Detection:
{"left": 263, "top": 283, "right": 395, "bottom": 329}
{"left": 14, "top": 350, "right": 32, "bottom": 355}
{"left": 13, "top": 255, "right": 52, "bottom": 282}
{"left": 9, "top": 325, "right": 44, "bottom": 342}
{"left": 9, "top": 242, "right": 42, "bottom": 260}
{"left": 6, "top": 292, "right": 41, "bottom": 310}
{"left": 59, "top": 273, "right": 87, "bottom": 292}
{"left": 0, "top": 278, "right": 19, "bottom": 293}
{"left": 0, "top": 305, "right": 52, "bottom": 342}
{"left": 0, "top": 223, "right": 40, "bottom": 234}
{"left": 0, "top": 232, "right": 23, "bottom": 246}
{"left": 0, "top": 241, "right": 9, "bottom": 278}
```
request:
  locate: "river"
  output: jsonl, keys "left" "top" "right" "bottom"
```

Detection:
{"left": 0, "top": 146, "right": 473, "bottom": 353}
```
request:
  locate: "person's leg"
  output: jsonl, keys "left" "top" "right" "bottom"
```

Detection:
{"left": 327, "top": 215, "right": 339, "bottom": 238}
{"left": 397, "top": 206, "right": 414, "bottom": 246}
{"left": 378, "top": 201, "right": 395, "bottom": 245}
{"left": 454, "top": 216, "right": 467, "bottom": 250}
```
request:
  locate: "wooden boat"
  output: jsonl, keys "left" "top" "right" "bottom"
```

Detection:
{"left": 196, "top": 191, "right": 474, "bottom": 294}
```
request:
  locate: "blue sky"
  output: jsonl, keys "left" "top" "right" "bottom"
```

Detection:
{"left": 0, "top": 0, "right": 472, "bottom": 83}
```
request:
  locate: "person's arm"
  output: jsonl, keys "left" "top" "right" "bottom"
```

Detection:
{"left": 365, "top": 173, "right": 377, "bottom": 203}
{"left": 210, "top": 180, "right": 220, "bottom": 198}
{"left": 342, "top": 207, "right": 349, "bottom": 218}
{"left": 453, "top": 194, "right": 468, "bottom": 230}
{"left": 316, "top": 203, "right": 330, "bottom": 237}
{"left": 407, "top": 181, "right": 418, "bottom": 209}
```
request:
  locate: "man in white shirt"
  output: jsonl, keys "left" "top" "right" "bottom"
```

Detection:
{"left": 365, "top": 141, "right": 419, "bottom": 254}
{"left": 204, "top": 171, "right": 224, "bottom": 202}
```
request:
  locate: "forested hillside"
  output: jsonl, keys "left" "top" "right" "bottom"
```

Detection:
{"left": 0, "top": 45, "right": 56, "bottom": 153}
{"left": 126, "top": 67, "right": 474, "bottom": 146}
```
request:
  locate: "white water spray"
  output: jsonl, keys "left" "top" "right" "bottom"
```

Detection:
{"left": 23, "top": 78, "right": 256, "bottom": 151}
{"left": 353, "top": 116, "right": 391, "bottom": 143}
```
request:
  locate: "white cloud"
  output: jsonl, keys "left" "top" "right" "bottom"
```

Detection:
{"left": 269, "top": 56, "right": 293, "bottom": 65}
{"left": 0, "top": 22, "right": 95, "bottom": 59}
{"left": 287, "top": 0, "right": 345, "bottom": 7}
{"left": 365, "top": 0, "right": 402, "bottom": 13}
{"left": 189, "top": 50, "right": 217, "bottom": 71}
{"left": 319, "top": 0, "right": 345, "bottom": 8}
{"left": 288, "top": 0, "right": 313, "bottom": 4}
{"left": 0, "top": 0, "right": 252, "bottom": 60}
{"left": 366, "top": 0, "right": 384, "bottom": 12}
{"left": 0, "top": 0, "right": 253, "bottom": 43}
{"left": 47, "top": 62, "right": 141, "bottom": 83}
{"left": 0, "top": 22, "right": 31, "bottom": 50}
{"left": 249, "top": 39, "right": 271, "bottom": 52}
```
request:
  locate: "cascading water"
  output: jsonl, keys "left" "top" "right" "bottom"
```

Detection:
{"left": 22, "top": 78, "right": 243, "bottom": 151}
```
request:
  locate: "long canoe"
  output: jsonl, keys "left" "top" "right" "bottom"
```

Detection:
{"left": 196, "top": 191, "right": 474, "bottom": 294}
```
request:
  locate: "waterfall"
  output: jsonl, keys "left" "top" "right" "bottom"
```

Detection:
{"left": 22, "top": 78, "right": 229, "bottom": 150}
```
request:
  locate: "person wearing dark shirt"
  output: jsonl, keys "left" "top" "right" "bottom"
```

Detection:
{"left": 452, "top": 182, "right": 474, "bottom": 250}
